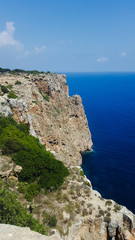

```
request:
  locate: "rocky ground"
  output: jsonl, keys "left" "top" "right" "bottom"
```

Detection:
{"left": 0, "top": 72, "right": 135, "bottom": 240}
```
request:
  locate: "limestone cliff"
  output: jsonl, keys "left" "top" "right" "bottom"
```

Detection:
{"left": 0, "top": 72, "right": 92, "bottom": 165}
{"left": 0, "top": 72, "right": 135, "bottom": 240}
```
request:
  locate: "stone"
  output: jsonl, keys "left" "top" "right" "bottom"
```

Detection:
{"left": 0, "top": 224, "right": 62, "bottom": 240}
{"left": 14, "top": 165, "right": 22, "bottom": 174}
{"left": 0, "top": 105, "right": 13, "bottom": 116}
{"left": 9, "top": 99, "right": 18, "bottom": 108}
{"left": 62, "top": 211, "right": 70, "bottom": 222}
{"left": 0, "top": 155, "right": 13, "bottom": 178}
{"left": 108, "top": 220, "right": 118, "bottom": 237}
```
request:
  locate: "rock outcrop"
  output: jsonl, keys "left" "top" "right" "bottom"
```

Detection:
{"left": 0, "top": 73, "right": 92, "bottom": 165}
{"left": 0, "top": 72, "right": 135, "bottom": 240}
{"left": 0, "top": 224, "right": 62, "bottom": 240}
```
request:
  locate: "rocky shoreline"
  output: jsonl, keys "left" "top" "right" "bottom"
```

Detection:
{"left": 0, "top": 71, "right": 135, "bottom": 240}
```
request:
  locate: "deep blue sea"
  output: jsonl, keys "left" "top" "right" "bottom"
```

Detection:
{"left": 66, "top": 72, "right": 135, "bottom": 214}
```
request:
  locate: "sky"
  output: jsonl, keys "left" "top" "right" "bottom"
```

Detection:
{"left": 0, "top": 0, "right": 135, "bottom": 72}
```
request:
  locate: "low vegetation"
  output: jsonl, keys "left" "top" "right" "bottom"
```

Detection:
{"left": 0, "top": 85, "right": 9, "bottom": 94}
{"left": 0, "top": 116, "right": 69, "bottom": 197}
{"left": 0, "top": 67, "right": 50, "bottom": 75}
{"left": 43, "top": 212, "right": 57, "bottom": 227}
{"left": 0, "top": 185, "right": 46, "bottom": 234}
{"left": 0, "top": 84, "right": 17, "bottom": 99}
{"left": 15, "top": 80, "right": 21, "bottom": 85}
{"left": 43, "top": 94, "right": 50, "bottom": 102}
{"left": 7, "top": 90, "right": 18, "bottom": 99}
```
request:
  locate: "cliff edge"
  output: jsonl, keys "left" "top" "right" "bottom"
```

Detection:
{"left": 0, "top": 72, "right": 92, "bottom": 165}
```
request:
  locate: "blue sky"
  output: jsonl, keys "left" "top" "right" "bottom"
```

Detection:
{"left": 0, "top": 0, "right": 135, "bottom": 72}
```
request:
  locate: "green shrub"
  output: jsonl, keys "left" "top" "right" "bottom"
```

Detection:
{"left": 0, "top": 116, "right": 69, "bottom": 192}
{"left": 104, "top": 217, "right": 111, "bottom": 222}
{"left": 25, "top": 183, "right": 41, "bottom": 201}
{"left": 105, "top": 200, "right": 112, "bottom": 206}
{"left": 1, "top": 85, "right": 9, "bottom": 93}
{"left": 17, "top": 123, "right": 29, "bottom": 134}
{"left": 43, "top": 94, "right": 50, "bottom": 102}
{"left": 18, "top": 182, "right": 40, "bottom": 201}
{"left": 32, "top": 100, "right": 37, "bottom": 104}
{"left": 15, "top": 80, "right": 21, "bottom": 85}
{"left": 0, "top": 68, "right": 44, "bottom": 75}
{"left": 7, "top": 85, "right": 13, "bottom": 90}
{"left": 48, "top": 215, "right": 57, "bottom": 227}
{"left": 0, "top": 68, "right": 11, "bottom": 73}
{"left": 0, "top": 116, "right": 29, "bottom": 136}
{"left": 99, "top": 209, "right": 104, "bottom": 216}
{"left": 18, "top": 182, "right": 27, "bottom": 194}
{"left": 114, "top": 203, "right": 122, "bottom": 212}
{"left": 0, "top": 187, "right": 46, "bottom": 234}
{"left": 43, "top": 212, "right": 57, "bottom": 227}
{"left": 80, "top": 170, "right": 85, "bottom": 176}
{"left": 106, "top": 212, "right": 111, "bottom": 217}
{"left": 7, "top": 90, "right": 18, "bottom": 99}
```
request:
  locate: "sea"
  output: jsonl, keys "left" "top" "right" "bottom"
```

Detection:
{"left": 66, "top": 72, "right": 135, "bottom": 214}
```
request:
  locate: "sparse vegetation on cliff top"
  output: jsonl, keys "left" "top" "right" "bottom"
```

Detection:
{"left": 0, "top": 67, "right": 51, "bottom": 75}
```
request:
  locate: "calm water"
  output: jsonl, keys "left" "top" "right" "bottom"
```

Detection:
{"left": 66, "top": 72, "right": 135, "bottom": 213}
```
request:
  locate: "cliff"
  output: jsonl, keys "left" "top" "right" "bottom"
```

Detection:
{"left": 0, "top": 72, "right": 135, "bottom": 240}
{"left": 0, "top": 72, "right": 92, "bottom": 165}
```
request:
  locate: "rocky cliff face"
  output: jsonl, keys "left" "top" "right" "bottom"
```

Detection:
{"left": 0, "top": 72, "right": 135, "bottom": 240}
{"left": 0, "top": 72, "right": 92, "bottom": 165}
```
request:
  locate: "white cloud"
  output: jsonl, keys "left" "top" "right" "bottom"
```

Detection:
{"left": 121, "top": 51, "right": 127, "bottom": 57}
{"left": 97, "top": 57, "right": 109, "bottom": 63}
{"left": 0, "top": 22, "right": 23, "bottom": 49}
{"left": 34, "top": 45, "right": 46, "bottom": 54}
{"left": 17, "top": 50, "right": 30, "bottom": 59}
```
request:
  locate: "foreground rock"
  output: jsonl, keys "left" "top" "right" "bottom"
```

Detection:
{"left": 0, "top": 72, "right": 135, "bottom": 240}
{"left": 0, "top": 224, "right": 62, "bottom": 240}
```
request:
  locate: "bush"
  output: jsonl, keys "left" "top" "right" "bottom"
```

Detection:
{"left": 105, "top": 200, "right": 112, "bottom": 206}
{"left": 43, "top": 212, "right": 57, "bottom": 227}
{"left": 25, "top": 183, "right": 41, "bottom": 201}
{"left": 99, "top": 209, "right": 104, "bottom": 216}
{"left": 1, "top": 85, "right": 9, "bottom": 93}
{"left": 15, "top": 80, "right": 21, "bottom": 85}
{"left": 0, "top": 116, "right": 69, "bottom": 192}
{"left": 7, "top": 85, "right": 13, "bottom": 90}
{"left": 0, "top": 116, "right": 29, "bottom": 136}
{"left": 0, "top": 68, "right": 45, "bottom": 74}
{"left": 0, "top": 68, "right": 11, "bottom": 73}
{"left": 18, "top": 182, "right": 27, "bottom": 194}
{"left": 43, "top": 94, "right": 50, "bottom": 102}
{"left": 0, "top": 187, "right": 46, "bottom": 234}
{"left": 114, "top": 203, "right": 122, "bottom": 212}
{"left": 18, "top": 182, "right": 40, "bottom": 201}
{"left": 7, "top": 90, "right": 18, "bottom": 99}
{"left": 48, "top": 215, "right": 57, "bottom": 227}
{"left": 80, "top": 170, "right": 85, "bottom": 176}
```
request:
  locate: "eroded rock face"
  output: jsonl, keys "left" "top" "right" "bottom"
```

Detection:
{"left": 0, "top": 73, "right": 92, "bottom": 165}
